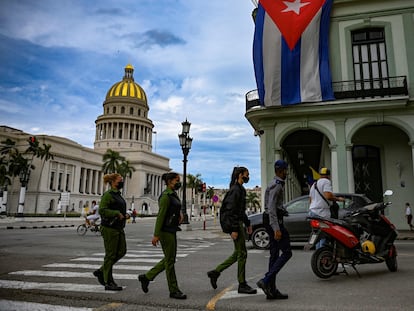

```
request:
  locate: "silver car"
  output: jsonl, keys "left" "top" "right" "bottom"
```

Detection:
{"left": 248, "top": 193, "right": 373, "bottom": 249}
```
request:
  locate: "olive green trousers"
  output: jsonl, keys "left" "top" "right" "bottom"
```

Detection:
{"left": 145, "top": 231, "right": 180, "bottom": 293}
{"left": 100, "top": 226, "right": 127, "bottom": 284}
{"left": 215, "top": 223, "right": 247, "bottom": 284}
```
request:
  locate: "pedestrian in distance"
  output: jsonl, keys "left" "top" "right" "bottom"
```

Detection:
{"left": 257, "top": 160, "right": 291, "bottom": 299}
{"left": 93, "top": 173, "right": 130, "bottom": 291}
{"left": 86, "top": 200, "right": 100, "bottom": 226}
{"left": 132, "top": 208, "right": 137, "bottom": 223}
{"left": 405, "top": 202, "right": 413, "bottom": 231}
{"left": 138, "top": 172, "right": 187, "bottom": 300}
{"left": 207, "top": 166, "right": 257, "bottom": 295}
{"left": 308, "top": 167, "right": 345, "bottom": 248}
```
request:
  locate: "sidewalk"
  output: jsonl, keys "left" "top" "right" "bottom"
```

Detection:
{"left": 0, "top": 216, "right": 413, "bottom": 240}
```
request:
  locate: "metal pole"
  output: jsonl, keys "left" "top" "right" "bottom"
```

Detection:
{"left": 182, "top": 152, "right": 189, "bottom": 224}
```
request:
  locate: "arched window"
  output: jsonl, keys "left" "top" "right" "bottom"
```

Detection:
{"left": 112, "top": 107, "right": 116, "bottom": 114}
{"left": 121, "top": 106, "right": 125, "bottom": 114}
{"left": 130, "top": 107, "right": 134, "bottom": 115}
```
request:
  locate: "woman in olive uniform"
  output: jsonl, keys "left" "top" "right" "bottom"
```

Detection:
{"left": 138, "top": 172, "right": 187, "bottom": 299}
{"left": 207, "top": 166, "right": 257, "bottom": 294}
{"left": 93, "top": 173, "right": 130, "bottom": 291}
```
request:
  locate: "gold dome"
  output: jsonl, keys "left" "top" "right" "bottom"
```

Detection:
{"left": 105, "top": 64, "right": 147, "bottom": 102}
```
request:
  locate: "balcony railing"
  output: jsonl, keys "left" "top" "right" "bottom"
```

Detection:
{"left": 246, "top": 76, "right": 408, "bottom": 110}
{"left": 332, "top": 76, "right": 408, "bottom": 99}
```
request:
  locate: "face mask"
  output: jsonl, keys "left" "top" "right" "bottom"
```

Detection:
{"left": 242, "top": 176, "right": 249, "bottom": 183}
{"left": 116, "top": 181, "right": 124, "bottom": 190}
{"left": 173, "top": 182, "right": 182, "bottom": 190}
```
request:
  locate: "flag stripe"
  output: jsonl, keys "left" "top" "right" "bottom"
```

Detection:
{"left": 253, "top": 0, "right": 334, "bottom": 106}
{"left": 319, "top": 0, "right": 335, "bottom": 101}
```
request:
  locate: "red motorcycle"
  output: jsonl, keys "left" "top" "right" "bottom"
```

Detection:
{"left": 307, "top": 190, "right": 398, "bottom": 278}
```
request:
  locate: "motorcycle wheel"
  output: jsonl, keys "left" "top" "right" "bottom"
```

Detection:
{"left": 385, "top": 245, "right": 398, "bottom": 272}
{"left": 77, "top": 224, "right": 87, "bottom": 236}
{"left": 311, "top": 246, "right": 338, "bottom": 279}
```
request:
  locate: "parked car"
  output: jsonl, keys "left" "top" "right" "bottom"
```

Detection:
{"left": 248, "top": 193, "right": 373, "bottom": 249}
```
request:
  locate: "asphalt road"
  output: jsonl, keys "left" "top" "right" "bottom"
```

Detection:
{"left": 0, "top": 217, "right": 413, "bottom": 311}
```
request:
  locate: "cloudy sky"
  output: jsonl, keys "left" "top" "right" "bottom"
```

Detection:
{"left": 0, "top": 0, "right": 261, "bottom": 189}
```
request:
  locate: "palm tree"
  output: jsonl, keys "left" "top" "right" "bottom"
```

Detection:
{"left": 246, "top": 191, "right": 261, "bottom": 213}
{"left": 34, "top": 142, "right": 54, "bottom": 213}
{"left": 102, "top": 149, "right": 125, "bottom": 174}
{"left": 186, "top": 173, "right": 202, "bottom": 218}
{"left": 206, "top": 186, "right": 215, "bottom": 201}
{"left": 117, "top": 160, "right": 136, "bottom": 195}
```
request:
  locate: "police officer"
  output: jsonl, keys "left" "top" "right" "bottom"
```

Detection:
{"left": 257, "top": 160, "right": 292, "bottom": 299}
{"left": 94, "top": 173, "right": 129, "bottom": 291}
{"left": 138, "top": 172, "right": 187, "bottom": 299}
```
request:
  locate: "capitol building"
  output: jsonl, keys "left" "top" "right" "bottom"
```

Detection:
{"left": 0, "top": 65, "right": 170, "bottom": 215}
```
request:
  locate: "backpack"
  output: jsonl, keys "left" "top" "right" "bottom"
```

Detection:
{"left": 219, "top": 192, "right": 233, "bottom": 233}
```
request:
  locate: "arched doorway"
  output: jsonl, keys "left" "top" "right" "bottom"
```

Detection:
{"left": 282, "top": 130, "right": 327, "bottom": 195}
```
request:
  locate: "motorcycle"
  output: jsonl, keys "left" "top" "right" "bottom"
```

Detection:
{"left": 307, "top": 190, "right": 398, "bottom": 278}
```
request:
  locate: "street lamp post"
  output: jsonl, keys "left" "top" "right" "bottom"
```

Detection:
{"left": 178, "top": 119, "right": 193, "bottom": 226}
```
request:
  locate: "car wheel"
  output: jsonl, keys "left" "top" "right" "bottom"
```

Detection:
{"left": 251, "top": 227, "right": 269, "bottom": 250}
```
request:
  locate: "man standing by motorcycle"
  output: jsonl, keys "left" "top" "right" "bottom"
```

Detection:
{"left": 309, "top": 167, "right": 345, "bottom": 248}
{"left": 257, "top": 160, "right": 292, "bottom": 300}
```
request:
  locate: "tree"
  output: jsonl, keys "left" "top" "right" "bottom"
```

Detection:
{"left": 1, "top": 137, "right": 53, "bottom": 215}
{"left": 34, "top": 142, "right": 54, "bottom": 213}
{"left": 117, "top": 160, "right": 136, "bottom": 195}
{"left": 246, "top": 191, "right": 261, "bottom": 213}
{"left": 207, "top": 186, "right": 215, "bottom": 200}
{"left": 102, "top": 149, "right": 126, "bottom": 174}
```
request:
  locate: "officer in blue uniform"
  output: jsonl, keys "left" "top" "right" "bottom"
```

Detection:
{"left": 257, "top": 160, "right": 292, "bottom": 299}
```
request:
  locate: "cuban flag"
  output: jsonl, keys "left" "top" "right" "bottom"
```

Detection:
{"left": 253, "top": 0, "right": 335, "bottom": 106}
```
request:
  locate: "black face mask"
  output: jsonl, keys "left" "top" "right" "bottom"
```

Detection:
{"left": 174, "top": 182, "right": 182, "bottom": 190}
{"left": 116, "top": 181, "right": 124, "bottom": 190}
{"left": 242, "top": 176, "right": 249, "bottom": 184}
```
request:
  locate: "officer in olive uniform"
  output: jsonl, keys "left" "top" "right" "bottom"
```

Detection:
{"left": 138, "top": 172, "right": 187, "bottom": 300}
{"left": 207, "top": 166, "right": 257, "bottom": 295}
{"left": 94, "top": 173, "right": 129, "bottom": 291}
{"left": 257, "top": 160, "right": 292, "bottom": 299}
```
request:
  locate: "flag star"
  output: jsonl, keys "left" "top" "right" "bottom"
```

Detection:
{"left": 281, "top": 0, "right": 311, "bottom": 15}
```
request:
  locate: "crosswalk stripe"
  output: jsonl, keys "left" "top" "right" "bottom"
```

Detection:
{"left": 0, "top": 299, "right": 94, "bottom": 311}
{"left": 43, "top": 263, "right": 153, "bottom": 270}
{"left": 9, "top": 270, "right": 138, "bottom": 280}
{"left": 0, "top": 280, "right": 116, "bottom": 293}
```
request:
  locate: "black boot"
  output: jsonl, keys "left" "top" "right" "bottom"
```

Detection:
{"left": 256, "top": 279, "right": 273, "bottom": 299}
{"left": 93, "top": 269, "right": 105, "bottom": 286}
{"left": 272, "top": 289, "right": 288, "bottom": 299}
{"left": 138, "top": 274, "right": 150, "bottom": 293}
{"left": 170, "top": 291, "right": 187, "bottom": 299}
{"left": 238, "top": 282, "right": 257, "bottom": 294}
{"left": 105, "top": 282, "right": 122, "bottom": 291}
{"left": 207, "top": 270, "right": 220, "bottom": 289}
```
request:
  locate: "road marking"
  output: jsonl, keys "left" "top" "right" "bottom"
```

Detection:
{"left": 9, "top": 270, "right": 138, "bottom": 280}
{"left": 206, "top": 284, "right": 235, "bottom": 311}
{"left": 0, "top": 280, "right": 116, "bottom": 293}
{"left": 0, "top": 299, "right": 93, "bottom": 311}
{"left": 43, "top": 263, "right": 153, "bottom": 270}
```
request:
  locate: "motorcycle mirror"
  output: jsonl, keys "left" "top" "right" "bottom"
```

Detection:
{"left": 383, "top": 190, "right": 393, "bottom": 196}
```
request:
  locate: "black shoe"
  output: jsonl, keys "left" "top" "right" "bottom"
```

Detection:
{"left": 256, "top": 279, "right": 273, "bottom": 298}
{"left": 138, "top": 274, "right": 150, "bottom": 293}
{"left": 238, "top": 282, "right": 257, "bottom": 294}
{"left": 170, "top": 291, "right": 187, "bottom": 299}
{"left": 272, "top": 289, "right": 288, "bottom": 299}
{"left": 105, "top": 282, "right": 122, "bottom": 291}
{"left": 93, "top": 269, "right": 105, "bottom": 286}
{"left": 207, "top": 270, "right": 220, "bottom": 289}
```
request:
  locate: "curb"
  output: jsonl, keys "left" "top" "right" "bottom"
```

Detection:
{"left": 3, "top": 224, "right": 77, "bottom": 230}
